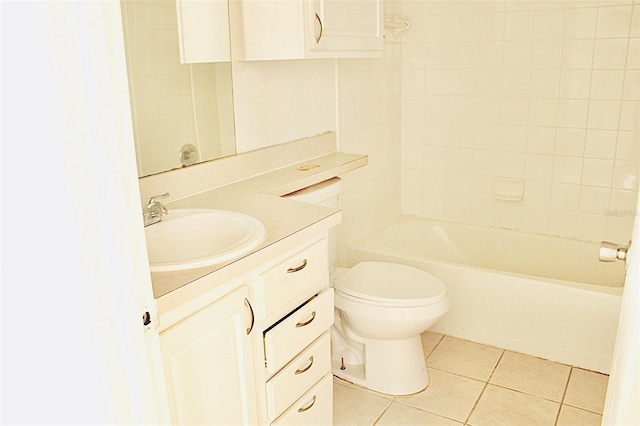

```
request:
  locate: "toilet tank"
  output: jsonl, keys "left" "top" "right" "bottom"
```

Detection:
{"left": 283, "top": 177, "right": 342, "bottom": 268}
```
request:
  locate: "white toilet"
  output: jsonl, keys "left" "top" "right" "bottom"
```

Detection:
{"left": 285, "top": 178, "right": 450, "bottom": 396}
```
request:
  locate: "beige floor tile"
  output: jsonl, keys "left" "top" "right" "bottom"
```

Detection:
{"left": 563, "top": 368, "right": 609, "bottom": 414}
{"left": 468, "top": 384, "right": 560, "bottom": 426}
{"left": 333, "top": 380, "right": 393, "bottom": 425}
{"left": 489, "top": 351, "right": 571, "bottom": 402}
{"left": 557, "top": 404, "right": 603, "bottom": 426}
{"left": 376, "top": 402, "right": 463, "bottom": 425}
{"left": 421, "top": 331, "right": 444, "bottom": 357}
{"left": 395, "top": 368, "right": 485, "bottom": 422}
{"left": 427, "top": 336, "right": 503, "bottom": 381}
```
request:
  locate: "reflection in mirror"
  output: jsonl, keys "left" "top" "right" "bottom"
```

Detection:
{"left": 120, "top": 0, "right": 236, "bottom": 178}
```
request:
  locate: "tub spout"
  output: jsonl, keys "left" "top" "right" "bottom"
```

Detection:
{"left": 599, "top": 241, "right": 631, "bottom": 263}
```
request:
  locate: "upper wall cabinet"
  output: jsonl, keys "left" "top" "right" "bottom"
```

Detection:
{"left": 233, "top": 0, "right": 383, "bottom": 61}
{"left": 176, "top": 0, "right": 231, "bottom": 63}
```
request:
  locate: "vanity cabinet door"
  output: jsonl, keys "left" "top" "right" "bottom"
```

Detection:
{"left": 160, "top": 286, "right": 257, "bottom": 425}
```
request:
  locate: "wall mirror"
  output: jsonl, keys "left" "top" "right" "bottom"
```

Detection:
{"left": 120, "top": 0, "right": 236, "bottom": 178}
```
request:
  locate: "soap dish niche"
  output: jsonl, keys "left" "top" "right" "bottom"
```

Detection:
{"left": 493, "top": 178, "right": 524, "bottom": 202}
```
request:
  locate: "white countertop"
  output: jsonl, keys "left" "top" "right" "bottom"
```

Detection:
{"left": 151, "top": 152, "right": 367, "bottom": 317}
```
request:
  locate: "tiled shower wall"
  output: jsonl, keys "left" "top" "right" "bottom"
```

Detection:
{"left": 400, "top": 0, "right": 639, "bottom": 243}
{"left": 336, "top": 1, "right": 403, "bottom": 263}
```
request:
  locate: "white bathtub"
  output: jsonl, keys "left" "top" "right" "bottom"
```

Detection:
{"left": 346, "top": 216, "right": 625, "bottom": 373}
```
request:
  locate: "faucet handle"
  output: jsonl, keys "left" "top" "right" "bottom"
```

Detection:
{"left": 147, "top": 192, "right": 169, "bottom": 206}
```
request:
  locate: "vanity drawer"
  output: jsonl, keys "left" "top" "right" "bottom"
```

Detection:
{"left": 271, "top": 373, "right": 333, "bottom": 426}
{"left": 261, "top": 239, "right": 328, "bottom": 318}
{"left": 264, "top": 289, "right": 334, "bottom": 375}
{"left": 266, "top": 333, "right": 331, "bottom": 420}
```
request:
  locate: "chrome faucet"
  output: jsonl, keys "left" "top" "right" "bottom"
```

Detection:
{"left": 143, "top": 193, "right": 169, "bottom": 227}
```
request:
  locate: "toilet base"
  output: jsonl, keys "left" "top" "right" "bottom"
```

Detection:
{"left": 331, "top": 335, "right": 428, "bottom": 395}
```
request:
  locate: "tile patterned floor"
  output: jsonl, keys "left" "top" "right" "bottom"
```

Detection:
{"left": 333, "top": 332, "right": 608, "bottom": 425}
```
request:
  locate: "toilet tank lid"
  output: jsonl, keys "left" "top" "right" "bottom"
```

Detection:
{"left": 283, "top": 177, "right": 342, "bottom": 203}
{"left": 334, "top": 262, "right": 446, "bottom": 306}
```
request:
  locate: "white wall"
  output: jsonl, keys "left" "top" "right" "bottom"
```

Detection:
{"left": 2, "top": 2, "right": 167, "bottom": 424}
{"left": 400, "top": 0, "right": 639, "bottom": 244}
{"left": 232, "top": 59, "right": 337, "bottom": 153}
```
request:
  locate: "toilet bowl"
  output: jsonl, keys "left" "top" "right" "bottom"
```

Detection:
{"left": 331, "top": 261, "right": 449, "bottom": 395}
{"left": 283, "top": 177, "right": 450, "bottom": 395}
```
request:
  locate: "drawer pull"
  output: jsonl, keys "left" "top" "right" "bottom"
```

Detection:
{"left": 294, "top": 356, "right": 314, "bottom": 375}
{"left": 297, "top": 395, "right": 317, "bottom": 413}
{"left": 295, "top": 311, "right": 316, "bottom": 328}
{"left": 287, "top": 259, "right": 308, "bottom": 273}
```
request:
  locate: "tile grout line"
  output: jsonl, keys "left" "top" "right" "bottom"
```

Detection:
{"left": 370, "top": 399, "right": 394, "bottom": 426}
{"left": 462, "top": 348, "right": 506, "bottom": 425}
{"left": 553, "top": 366, "right": 574, "bottom": 425}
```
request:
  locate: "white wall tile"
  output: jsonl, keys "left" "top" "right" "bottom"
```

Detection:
{"left": 529, "top": 98, "right": 559, "bottom": 126}
{"left": 585, "top": 129, "right": 617, "bottom": 158}
{"left": 581, "top": 158, "right": 613, "bottom": 188}
{"left": 576, "top": 213, "right": 607, "bottom": 241}
{"left": 524, "top": 179, "right": 552, "bottom": 206}
{"left": 525, "top": 154, "right": 555, "bottom": 180}
{"left": 527, "top": 126, "right": 557, "bottom": 154}
{"left": 553, "top": 156, "right": 584, "bottom": 184}
{"left": 530, "top": 70, "right": 560, "bottom": 98}
{"left": 616, "top": 131, "right": 640, "bottom": 161}
{"left": 557, "top": 99, "right": 589, "bottom": 127}
{"left": 622, "top": 70, "right": 640, "bottom": 100}
{"left": 625, "top": 38, "right": 639, "bottom": 69}
{"left": 555, "top": 128, "right": 586, "bottom": 156}
{"left": 593, "top": 38, "right": 629, "bottom": 69}
{"left": 619, "top": 101, "right": 640, "bottom": 131}
{"left": 561, "top": 39, "right": 596, "bottom": 69}
{"left": 613, "top": 160, "right": 639, "bottom": 189}
{"left": 588, "top": 100, "right": 622, "bottom": 130}
{"left": 548, "top": 210, "right": 578, "bottom": 238}
{"left": 398, "top": 0, "right": 637, "bottom": 242}
{"left": 559, "top": 69, "right": 592, "bottom": 99}
{"left": 590, "top": 70, "right": 625, "bottom": 100}
{"left": 521, "top": 206, "right": 550, "bottom": 234}
{"left": 505, "top": 10, "right": 535, "bottom": 40}
{"left": 563, "top": 7, "right": 598, "bottom": 39}
{"left": 596, "top": 6, "right": 633, "bottom": 38}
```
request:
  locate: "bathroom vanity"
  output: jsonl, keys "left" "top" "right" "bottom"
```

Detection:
{"left": 149, "top": 150, "right": 366, "bottom": 424}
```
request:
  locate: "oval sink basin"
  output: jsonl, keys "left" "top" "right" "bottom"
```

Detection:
{"left": 145, "top": 209, "right": 266, "bottom": 272}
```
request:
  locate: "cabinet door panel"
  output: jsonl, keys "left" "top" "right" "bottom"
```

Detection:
{"left": 160, "top": 287, "right": 256, "bottom": 425}
{"left": 311, "top": 0, "right": 383, "bottom": 52}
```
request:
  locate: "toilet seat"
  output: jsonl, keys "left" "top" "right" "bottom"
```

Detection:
{"left": 334, "top": 261, "right": 447, "bottom": 307}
